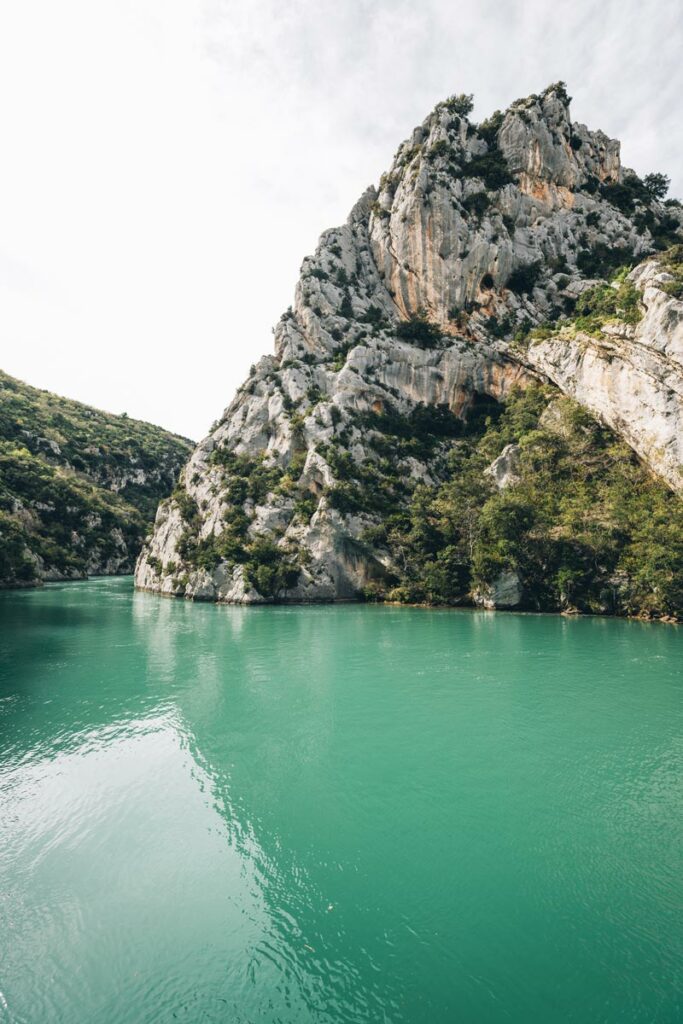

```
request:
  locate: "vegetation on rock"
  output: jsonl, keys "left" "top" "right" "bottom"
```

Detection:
{"left": 135, "top": 82, "right": 683, "bottom": 618}
{"left": 171, "top": 449, "right": 305, "bottom": 599}
{"left": 657, "top": 244, "right": 683, "bottom": 299}
{"left": 570, "top": 271, "right": 642, "bottom": 335}
{"left": 0, "top": 370, "right": 192, "bottom": 586}
{"left": 359, "top": 387, "right": 683, "bottom": 619}
{"left": 395, "top": 311, "right": 445, "bottom": 348}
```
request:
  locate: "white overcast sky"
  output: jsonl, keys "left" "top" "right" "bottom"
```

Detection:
{"left": 0, "top": 0, "right": 681, "bottom": 440}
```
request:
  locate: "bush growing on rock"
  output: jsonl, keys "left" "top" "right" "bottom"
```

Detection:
{"left": 576, "top": 244, "right": 635, "bottom": 280}
{"left": 572, "top": 272, "right": 642, "bottom": 334}
{"left": 506, "top": 262, "right": 542, "bottom": 295}
{"left": 369, "top": 387, "right": 683, "bottom": 618}
{"left": 643, "top": 173, "right": 670, "bottom": 202}
{"left": 460, "top": 192, "right": 491, "bottom": 218}
{"left": 443, "top": 93, "right": 474, "bottom": 116}
{"left": 395, "top": 312, "right": 444, "bottom": 349}
{"left": 243, "top": 537, "right": 301, "bottom": 598}
{"left": 477, "top": 110, "right": 504, "bottom": 146}
{"left": 463, "top": 149, "right": 512, "bottom": 190}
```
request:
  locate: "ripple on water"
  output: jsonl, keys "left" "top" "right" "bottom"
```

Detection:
{"left": 0, "top": 578, "right": 681, "bottom": 1024}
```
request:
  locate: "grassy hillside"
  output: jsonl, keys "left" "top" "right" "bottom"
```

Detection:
{"left": 0, "top": 370, "right": 192, "bottom": 585}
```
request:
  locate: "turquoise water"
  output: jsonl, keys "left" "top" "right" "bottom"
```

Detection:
{"left": 0, "top": 578, "right": 681, "bottom": 1023}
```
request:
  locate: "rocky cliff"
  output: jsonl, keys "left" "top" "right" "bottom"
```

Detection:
{"left": 135, "top": 83, "right": 683, "bottom": 617}
{"left": 0, "top": 370, "right": 192, "bottom": 586}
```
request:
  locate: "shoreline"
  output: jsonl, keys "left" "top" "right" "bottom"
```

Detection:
{"left": 11, "top": 574, "right": 678, "bottom": 626}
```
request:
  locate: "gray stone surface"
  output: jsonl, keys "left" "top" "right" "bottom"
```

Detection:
{"left": 135, "top": 84, "right": 682, "bottom": 606}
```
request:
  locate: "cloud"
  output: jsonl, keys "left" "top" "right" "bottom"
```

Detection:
{"left": 0, "top": 0, "right": 680, "bottom": 438}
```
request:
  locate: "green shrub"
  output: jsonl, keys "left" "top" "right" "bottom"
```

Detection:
{"left": 600, "top": 174, "right": 650, "bottom": 214}
{"left": 464, "top": 149, "right": 512, "bottom": 190}
{"left": 370, "top": 201, "right": 390, "bottom": 220}
{"left": 461, "top": 192, "right": 491, "bottom": 217}
{"left": 172, "top": 489, "right": 199, "bottom": 524}
{"left": 643, "top": 173, "right": 670, "bottom": 201}
{"left": 544, "top": 81, "right": 571, "bottom": 105}
{"left": 477, "top": 110, "right": 504, "bottom": 146}
{"left": 427, "top": 139, "right": 451, "bottom": 162}
{"left": 506, "top": 262, "right": 542, "bottom": 295}
{"left": 657, "top": 245, "right": 683, "bottom": 299}
{"left": 572, "top": 274, "right": 642, "bottom": 334}
{"left": 339, "top": 294, "right": 353, "bottom": 318}
{"left": 662, "top": 280, "right": 683, "bottom": 300}
{"left": 243, "top": 536, "right": 301, "bottom": 598}
{"left": 395, "top": 312, "right": 444, "bottom": 348}
{"left": 649, "top": 212, "right": 682, "bottom": 251}
{"left": 293, "top": 494, "right": 318, "bottom": 523}
{"left": 443, "top": 93, "right": 474, "bottom": 116}
{"left": 331, "top": 338, "right": 355, "bottom": 371}
{"left": 486, "top": 313, "right": 515, "bottom": 339}
{"left": 576, "top": 243, "right": 635, "bottom": 280}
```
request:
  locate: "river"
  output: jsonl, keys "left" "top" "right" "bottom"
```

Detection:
{"left": 0, "top": 577, "right": 680, "bottom": 1022}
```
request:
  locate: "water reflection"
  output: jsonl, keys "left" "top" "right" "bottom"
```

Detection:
{"left": 131, "top": 591, "right": 396, "bottom": 1019}
{"left": 0, "top": 579, "right": 681, "bottom": 1023}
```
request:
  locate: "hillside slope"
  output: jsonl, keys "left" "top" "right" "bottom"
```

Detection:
{"left": 0, "top": 370, "right": 192, "bottom": 585}
{"left": 135, "top": 83, "right": 683, "bottom": 619}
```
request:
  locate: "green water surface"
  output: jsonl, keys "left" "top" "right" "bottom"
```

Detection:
{"left": 0, "top": 577, "right": 681, "bottom": 1023}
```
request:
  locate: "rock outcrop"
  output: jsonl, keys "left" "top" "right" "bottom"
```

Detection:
{"left": 526, "top": 259, "right": 683, "bottom": 490}
{"left": 135, "top": 83, "right": 683, "bottom": 608}
{"left": 473, "top": 570, "right": 523, "bottom": 610}
{"left": 484, "top": 444, "right": 521, "bottom": 490}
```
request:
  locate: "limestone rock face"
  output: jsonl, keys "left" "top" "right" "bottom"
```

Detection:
{"left": 498, "top": 90, "right": 620, "bottom": 191}
{"left": 526, "top": 263, "right": 683, "bottom": 490}
{"left": 367, "top": 85, "right": 644, "bottom": 330}
{"left": 135, "top": 83, "right": 683, "bottom": 606}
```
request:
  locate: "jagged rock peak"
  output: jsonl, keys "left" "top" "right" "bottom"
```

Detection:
{"left": 135, "top": 82, "right": 683, "bottom": 609}
{"left": 393, "top": 82, "right": 619, "bottom": 197}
